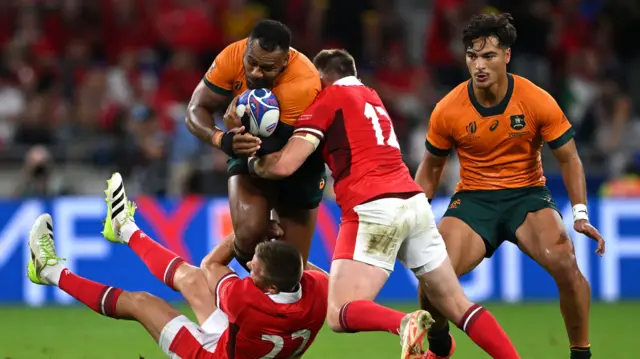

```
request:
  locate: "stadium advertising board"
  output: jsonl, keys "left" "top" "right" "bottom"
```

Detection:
{"left": 1, "top": 196, "right": 639, "bottom": 305}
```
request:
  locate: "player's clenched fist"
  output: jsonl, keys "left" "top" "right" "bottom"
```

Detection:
{"left": 217, "top": 126, "right": 261, "bottom": 157}
{"left": 232, "top": 128, "right": 261, "bottom": 157}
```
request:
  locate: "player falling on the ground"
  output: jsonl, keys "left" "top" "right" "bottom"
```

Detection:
{"left": 27, "top": 173, "right": 328, "bottom": 359}
{"left": 415, "top": 13, "right": 605, "bottom": 359}
{"left": 248, "top": 49, "right": 520, "bottom": 359}
{"left": 186, "top": 19, "right": 325, "bottom": 270}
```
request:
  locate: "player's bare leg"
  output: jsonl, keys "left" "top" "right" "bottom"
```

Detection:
{"left": 170, "top": 264, "right": 218, "bottom": 323}
{"left": 276, "top": 204, "right": 318, "bottom": 266}
{"left": 419, "top": 217, "right": 487, "bottom": 358}
{"left": 327, "top": 259, "right": 434, "bottom": 358}
{"left": 27, "top": 214, "right": 198, "bottom": 350}
{"left": 515, "top": 209, "right": 591, "bottom": 359}
{"left": 114, "top": 230, "right": 216, "bottom": 324}
{"left": 416, "top": 254, "right": 519, "bottom": 359}
{"left": 228, "top": 174, "right": 274, "bottom": 270}
{"left": 103, "top": 172, "right": 217, "bottom": 324}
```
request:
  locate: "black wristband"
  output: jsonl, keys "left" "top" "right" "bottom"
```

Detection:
{"left": 428, "top": 198, "right": 433, "bottom": 204}
{"left": 220, "top": 132, "right": 236, "bottom": 157}
{"left": 248, "top": 157, "right": 258, "bottom": 177}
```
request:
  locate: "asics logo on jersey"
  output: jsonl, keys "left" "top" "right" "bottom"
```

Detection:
{"left": 489, "top": 120, "right": 499, "bottom": 131}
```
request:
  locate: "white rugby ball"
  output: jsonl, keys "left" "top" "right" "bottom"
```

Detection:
{"left": 236, "top": 88, "right": 280, "bottom": 137}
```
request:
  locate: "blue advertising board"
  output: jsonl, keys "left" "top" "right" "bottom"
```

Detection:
{"left": 1, "top": 196, "right": 639, "bottom": 305}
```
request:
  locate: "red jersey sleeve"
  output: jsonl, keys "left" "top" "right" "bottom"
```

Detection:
{"left": 303, "top": 270, "right": 329, "bottom": 297}
{"left": 215, "top": 272, "right": 243, "bottom": 320}
{"left": 293, "top": 90, "right": 336, "bottom": 142}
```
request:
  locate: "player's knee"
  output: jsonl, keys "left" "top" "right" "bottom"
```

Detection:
{"left": 177, "top": 267, "right": 208, "bottom": 296}
{"left": 128, "top": 291, "right": 157, "bottom": 307}
{"left": 545, "top": 235, "right": 581, "bottom": 284}
{"left": 200, "top": 250, "right": 214, "bottom": 272}
{"left": 326, "top": 309, "right": 345, "bottom": 333}
{"left": 234, "top": 222, "right": 268, "bottom": 254}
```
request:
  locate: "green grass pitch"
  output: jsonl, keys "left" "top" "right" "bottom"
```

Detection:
{"left": 1, "top": 302, "right": 635, "bottom": 358}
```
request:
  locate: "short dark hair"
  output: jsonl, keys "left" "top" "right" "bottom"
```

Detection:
{"left": 249, "top": 20, "right": 292, "bottom": 52}
{"left": 255, "top": 241, "right": 303, "bottom": 292}
{"left": 462, "top": 13, "right": 517, "bottom": 50}
{"left": 313, "top": 49, "right": 357, "bottom": 78}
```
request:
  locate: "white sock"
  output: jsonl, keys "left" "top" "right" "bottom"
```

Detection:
{"left": 41, "top": 263, "right": 65, "bottom": 286}
{"left": 120, "top": 221, "right": 140, "bottom": 244}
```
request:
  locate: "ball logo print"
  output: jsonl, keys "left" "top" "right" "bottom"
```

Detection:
{"left": 236, "top": 89, "right": 280, "bottom": 137}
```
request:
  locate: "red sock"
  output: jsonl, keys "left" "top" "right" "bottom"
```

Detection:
{"left": 457, "top": 304, "right": 520, "bottom": 359}
{"left": 128, "top": 230, "right": 184, "bottom": 290}
{"left": 339, "top": 300, "right": 405, "bottom": 335}
{"left": 59, "top": 269, "right": 123, "bottom": 318}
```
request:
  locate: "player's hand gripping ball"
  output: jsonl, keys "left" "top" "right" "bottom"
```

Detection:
{"left": 236, "top": 89, "right": 280, "bottom": 137}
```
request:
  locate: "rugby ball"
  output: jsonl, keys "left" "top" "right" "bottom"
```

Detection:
{"left": 236, "top": 88, "right": 280, "bottom": 137}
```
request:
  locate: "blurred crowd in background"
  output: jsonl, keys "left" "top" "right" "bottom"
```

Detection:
{"left": 1, "top": 0, "right": 640, "bottom": 198}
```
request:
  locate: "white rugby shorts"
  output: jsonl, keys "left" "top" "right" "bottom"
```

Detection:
{"left": 158, "top": 309, "right": 229, "bottom": 358}
{"left": 333, "top": 193, "right": 447, "bottom": 275}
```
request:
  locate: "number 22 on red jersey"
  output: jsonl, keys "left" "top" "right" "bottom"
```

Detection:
{"left": 260, "top": 329, "right": 312, "bottom": 358}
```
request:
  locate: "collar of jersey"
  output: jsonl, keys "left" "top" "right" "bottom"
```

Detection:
{"left": 333, "top": 76, "right": 362, "bottom": 87}
{"left": 267, "top": 285, "right": 303, "bottom": 304}
{"left": 467, "top": 73, "right": 514, "bottom": 117}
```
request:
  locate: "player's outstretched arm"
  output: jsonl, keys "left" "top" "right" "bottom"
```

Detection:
{"left": 200, "top": 234, "right": 235, "bottom": 296}
{"left": 552, "top": 139, "right": 605, "bottom": 255}
{"left": 249, "top": 135, "right": 315, "bottom": 179}
{"left": 415, "top": 150, "right": 448, "bottom": 201}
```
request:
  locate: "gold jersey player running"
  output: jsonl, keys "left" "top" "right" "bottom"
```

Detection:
{"left": 415, "top": 13, "right": 605, "bottom": 359}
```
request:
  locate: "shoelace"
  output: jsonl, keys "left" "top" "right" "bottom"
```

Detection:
{"left": 124, "top": 201, "right": 137, "bottom": 222}
{"left": 39, "top": 234, "right": 65, "bottom": 264}
{"left": 113, "top": 201, "right": 137, "bottom": 237}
